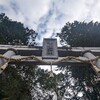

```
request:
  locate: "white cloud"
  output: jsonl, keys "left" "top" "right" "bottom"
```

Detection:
{"left": 85, "top": 0, "right": 100, "bottom": 21}
{"left": 0, "top": 0, "right": 50, "bottom": 29}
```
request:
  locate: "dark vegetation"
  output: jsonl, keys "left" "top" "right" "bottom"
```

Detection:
{"left": 57, "top": 21, "right": 100, "bottom": 100}
{"left": 0, "top": 13, "right": 57, "bottom": 100}
{"left": 0, "top": 13, "right": 37, "bottom": 45}
{"left": 58, "top": 21, "right": 100, "bottom": 47}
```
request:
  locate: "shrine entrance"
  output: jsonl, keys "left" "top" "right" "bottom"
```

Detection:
{"left": 0, "top": 38, "right": 100, "bottom": 81}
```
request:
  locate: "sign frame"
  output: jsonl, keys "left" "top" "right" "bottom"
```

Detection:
{"left": 42, "top": 38, "right": 58, "bottom": 59}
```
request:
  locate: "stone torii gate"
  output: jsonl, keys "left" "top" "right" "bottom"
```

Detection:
{"left": 0, "top": 38, "right": 100, "bottom": 78}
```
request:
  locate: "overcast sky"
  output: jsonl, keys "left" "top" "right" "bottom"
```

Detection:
{"left": 0, "top": 0, "right": 100, "bottom": 45}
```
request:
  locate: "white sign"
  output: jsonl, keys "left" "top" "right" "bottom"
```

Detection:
{"left": 42, "top": 38, "right": 58, "bottom": 59}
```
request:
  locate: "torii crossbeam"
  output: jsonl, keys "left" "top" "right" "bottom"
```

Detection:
{"left": 0, "top": 38, "right": 100, "bottom": 77}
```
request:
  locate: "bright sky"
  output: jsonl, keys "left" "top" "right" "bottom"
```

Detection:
{"left": 0, "top": 0, "right": 100, "bottom": 73}
{"left": 0, "top": 0, "right": 100, "bottom": 45}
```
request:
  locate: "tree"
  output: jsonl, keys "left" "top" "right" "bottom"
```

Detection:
{"left": 0, "top": 13, "right": 37, "bottom": 45}
{"left": 0, "top": 13, "right": 38, "bottom": 100}
{"left": 56, "top": 21, "right": 100, "bottom": 100}
{"left": 56, "top": 65, "right": 100, "bottom": 100}
{"left": 0, "top": 13, "right": 58, "bottom": 100}
{"left": 0, "top": 64, "right": 58, "bottom": 100}
{"left": 57, "top": 21, "right": 100, "bottom": 47}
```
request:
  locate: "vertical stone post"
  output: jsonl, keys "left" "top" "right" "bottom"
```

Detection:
{"left": 0, "top": 48, "right": 16, "bottom": 73}
{"left": 83, "top": 51, "right": 100, "bottom": 74}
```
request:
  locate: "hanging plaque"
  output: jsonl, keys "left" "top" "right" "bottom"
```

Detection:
{"left": 42, "top": 38, "right": 58, "bottom": 59}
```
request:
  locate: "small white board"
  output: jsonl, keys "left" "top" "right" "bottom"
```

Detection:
{"left": 42, "top": 38, "right": 58, "bottom": 59}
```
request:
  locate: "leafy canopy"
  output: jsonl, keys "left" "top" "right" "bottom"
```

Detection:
{"left": 0, "top": 13, "right": 37, "bottom": 45}
{"left": 58, "top": 21, "right": 100, "bottom": 47}
{"left": 0, "top": 13, "right": 57, "bottom": 100}
{"left": 57, "top": 21, "right": 100, "bottom": 100}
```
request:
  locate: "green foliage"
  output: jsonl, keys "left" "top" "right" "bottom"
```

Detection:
{"left": 0, "top": 64, "right": 58, "bottom": 100}
{"left": 57, "top": 21, "right": 100, "bottom": 100}
{"left": 0, "top": 65, "right": 32, "bottom": 100}
{"left": 0, "top": 13, "right": 38, "bottom": 100}
{"left": 35, "top": 68, "right": 57, "bottom": 90}
{"left": 0, "top": 13, "right": 58, "bottom": 100}
{"left": 55, "top": 65, "right": 100, "bottom": 100}
{"left": 0, "top": 13, "right": 37, "bottom": 45}
{"left": 58, "top": 21, "right": 100, "bottom": 47}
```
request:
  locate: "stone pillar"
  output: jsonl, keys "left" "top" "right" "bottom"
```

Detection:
{"left": 0, "top": 48, "right": 16, "bottom": 73}
{"left": 83, "top": 51, "right": 100, "bottom": 74}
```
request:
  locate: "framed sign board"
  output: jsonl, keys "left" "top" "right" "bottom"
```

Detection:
{"left": 42, "top": 38, "right": 58, "bottom": 59}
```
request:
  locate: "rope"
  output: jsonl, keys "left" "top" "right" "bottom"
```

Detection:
{"left": 0, "top": 54, "right": 100, "bottom": 73}
{"left": 50, "top": 61, "right": 53, "bottom": 72}
{"left": 0, "top": 55, "right": 100, "bottom": 64}
{"left": 49, "top": 61, "right": 54, "bottom": 78}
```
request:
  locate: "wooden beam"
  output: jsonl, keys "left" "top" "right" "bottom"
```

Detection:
{"left": 0, "top": 45, "right": 100, "bottom": 57}
{"left": 9, "top": 61, "right": 90, "bottom": 66}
